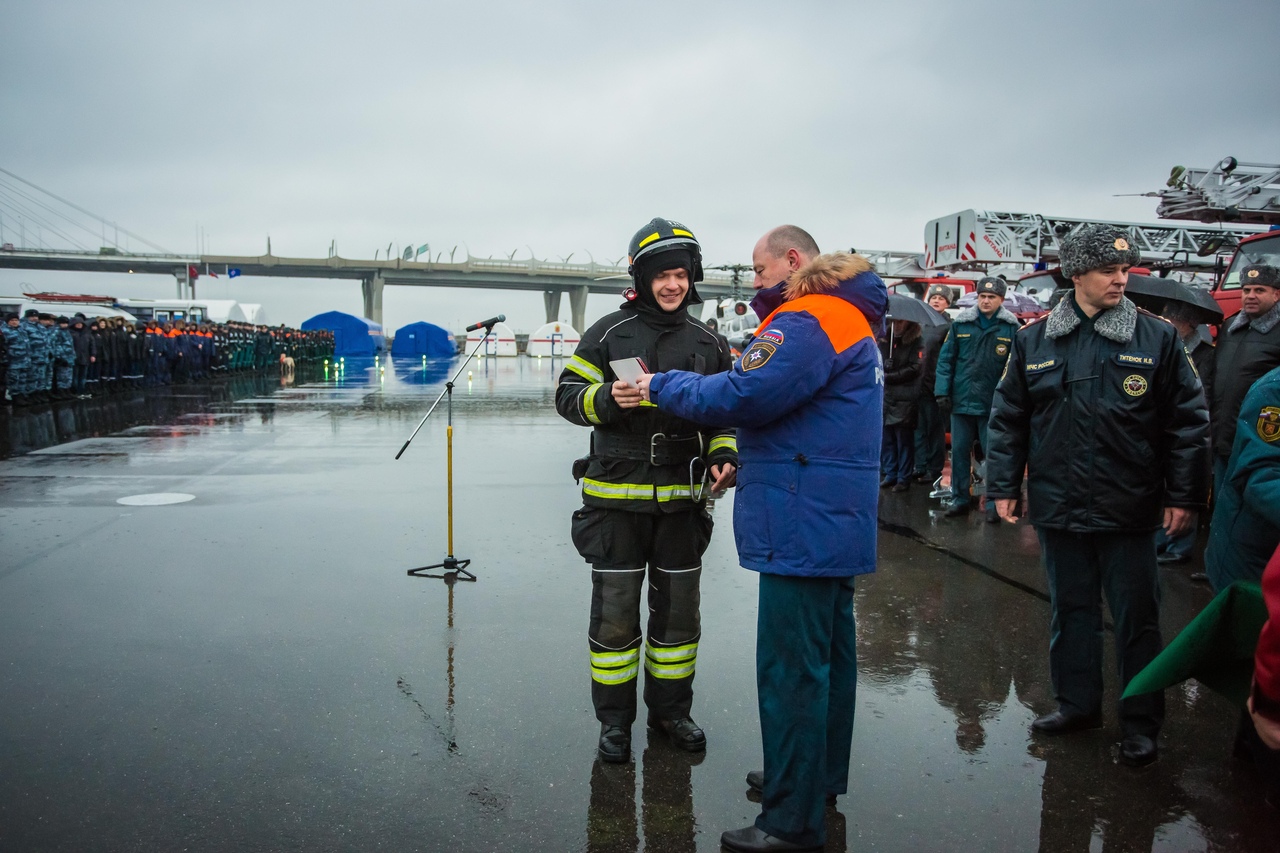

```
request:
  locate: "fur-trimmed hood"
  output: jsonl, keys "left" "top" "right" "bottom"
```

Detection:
{"left": 953, "top": 305, "right": 1019, "bottom": 326}
{"left": 783, "top": 252, "right": 887, "bottom": 334}
{"left": 1044, "top": 293, "right": 1137, "bottom": 343}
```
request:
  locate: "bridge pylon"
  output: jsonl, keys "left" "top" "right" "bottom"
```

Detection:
{"left": 362, "top": 273, "right": 385, "bottom": 326}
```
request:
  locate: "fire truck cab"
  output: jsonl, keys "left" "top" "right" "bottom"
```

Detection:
{"left": 1211, "top": 229, "right": 1280, "bottom": 320}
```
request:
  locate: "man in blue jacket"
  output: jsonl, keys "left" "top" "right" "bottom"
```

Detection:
{"left": 636, "top": 244, "right": 886, "bottom": 853}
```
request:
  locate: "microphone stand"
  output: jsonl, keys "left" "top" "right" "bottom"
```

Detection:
{"left": 397, "top": 321, "right": 498, "bottom": 582}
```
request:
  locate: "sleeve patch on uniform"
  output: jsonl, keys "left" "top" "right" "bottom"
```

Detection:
{"left": 1259, "top": 406, "right": 1280, "bottom": 442}
{"left": 995, "top": 342, "right": 1009, "bottom": 356}
{"left": 758, "top": 329, "right": 784, "bottom": 345}
{"left": 1025, "top": 359, "right": 1058, "bottom": 373}
{"left": 740, "top": 341, "right": 777, "bottom": 372}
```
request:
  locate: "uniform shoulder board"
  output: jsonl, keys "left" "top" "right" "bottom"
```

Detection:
{"left": 1019, "top": 314, "right": 1048, "bottom": 330}
{"left": 1134, "top": 306, "right": 1170, "bottom": 323}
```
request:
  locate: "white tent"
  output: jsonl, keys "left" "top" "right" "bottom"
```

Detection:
{"left": 465, "top": 321, "right": 518, "bottom": 357}
{"left": 526, "top": 321, "right": 580, "bottom": 357}
{"left": 236, "top": 303, "right": 269, "bottom": 325}
{"left": 201, "top": 300, "right": 241, "bottom": 324}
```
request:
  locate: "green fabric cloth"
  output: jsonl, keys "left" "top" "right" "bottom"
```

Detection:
{"left": 1122, "top": 581, "right": 1267, "bottom": 707}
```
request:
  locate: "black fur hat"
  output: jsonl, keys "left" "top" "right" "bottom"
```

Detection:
{"left": 1240, "top": 263, "right": 1280, "bottom": 288}
{"left": 1060, "top": 225, "right": 1141, "bottom": 279}
{"left": 976, "top": 276, "right": 1007, "bottom": 297}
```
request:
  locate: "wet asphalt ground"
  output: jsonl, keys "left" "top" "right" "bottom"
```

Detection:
{"left": 1, "top": 356, "right": 1278, "bottom": 852}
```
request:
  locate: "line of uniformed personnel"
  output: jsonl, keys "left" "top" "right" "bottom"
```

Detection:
{"left": 0, "top": 309, "right": 333, "bottom": 406}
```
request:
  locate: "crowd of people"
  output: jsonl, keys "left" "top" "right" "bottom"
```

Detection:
{"left": 0, "top": 310, "right": 334, "bottom": 406}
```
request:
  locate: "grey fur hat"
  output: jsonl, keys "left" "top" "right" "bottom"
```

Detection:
{"left": 1240, "top": 263, "right": 1280, "bottom": 288}
{"left": 976, "top": 276, "right": 1007, "bottom": 297}
{"left": 926, "top": 284, "right": 954, "bottom": 305}
{"left": 1060, "top": 225, "right": 1141, "bottom": 279}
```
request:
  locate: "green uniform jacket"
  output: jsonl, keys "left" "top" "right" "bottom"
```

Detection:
{"left": 1205, "top": 365, "right": 1280, "bottom": 590}
{"left": 933, "top": 305, "right": 1019, "bottom": 415}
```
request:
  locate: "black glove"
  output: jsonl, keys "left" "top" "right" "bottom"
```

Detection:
{"left": 936, "top": 396, "right": 952, "bottom": 416}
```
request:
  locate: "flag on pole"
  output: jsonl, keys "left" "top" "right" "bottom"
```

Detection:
{"left": 206, "top": 263, "right": 218, "bottom": 279}
{"left": 188, "top": 264, "right": 199, "bottom": 280}
{"left": 402, "top": 245, "right": 413, "bottom": 261}
{"left": 229, "top": 268, "right": 242, "bottom": 279}
{"left": 415, "top": 243, "right": 429, "bottom": 260}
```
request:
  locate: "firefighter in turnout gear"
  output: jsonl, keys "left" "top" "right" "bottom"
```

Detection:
{"left": 556, "top": 218, "right": 738, "bottom": 764}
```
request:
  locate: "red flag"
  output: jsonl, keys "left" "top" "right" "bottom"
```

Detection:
{"left": 205, "top": 263, "right": 218, "bottom": 279}
{"left": 188, "top": 264, "right": 199, "bottom": 280}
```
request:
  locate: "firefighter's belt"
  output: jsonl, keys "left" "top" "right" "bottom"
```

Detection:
{"left": 593, "top": 431, "right": 704, "bottom": 466}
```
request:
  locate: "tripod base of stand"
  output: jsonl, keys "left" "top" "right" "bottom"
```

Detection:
{"left": 407, "top": 555, "right": 476, "bottom": 582}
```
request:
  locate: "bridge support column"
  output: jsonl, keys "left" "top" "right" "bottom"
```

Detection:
{"left": 362, "top": 274, "right": 385, "bottom": 326}
{"left": 569, "top": 284, "right": 589, "bottom": 335}
{"left": 543, "top": 290, "right": 562, "bottom": 324}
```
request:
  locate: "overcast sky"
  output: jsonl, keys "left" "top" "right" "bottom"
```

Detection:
{"left": 2, "top": 0, "right": 1277, "bottom": 332}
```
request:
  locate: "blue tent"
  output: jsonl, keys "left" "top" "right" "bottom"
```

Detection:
{"left": 301, "top": 311, "right": 385, "bottom": 356}
{"left": 391, "top": 321, "right": 456, "bottom": 358}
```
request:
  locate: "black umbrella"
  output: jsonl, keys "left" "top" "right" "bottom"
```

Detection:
{"left": 1123, "top": 275, "right": 1224, "bottom": 325}
{"left": 886, "top": 293, "right": 948, "bottom": 327}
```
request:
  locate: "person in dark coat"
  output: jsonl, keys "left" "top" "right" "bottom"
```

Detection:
{"left": 555, "top": 218, "right": 738, "bottom": 766}
{"left": 912, "top": 284, "right": 953, "bottom": 484}
{"left": 934, "top": 276, "right": 1019, "bottom": 520}
{"left": 986, "top": 224, "right": 1210, "bottom": 769}
{"left": 1154, "top": 304, "right": 1216, "bottom": 565}
{"left": 880, "top": 319, "right": 922, "bottom": 491}
{"left": 1210, "top": 263, "right": 1280, "bottom": 488}
{"left": 70, "top": 316, "right": 95, "bottom": 397}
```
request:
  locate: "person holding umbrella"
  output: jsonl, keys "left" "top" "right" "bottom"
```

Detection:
{"left": 913, "top": 284, "right": 954, "bottom": 485}
{"left": 934, "top": 276, "right": 1019, "bottom": 521}
{"left": 880, "top": 316, "right": 922, "bottom": 491}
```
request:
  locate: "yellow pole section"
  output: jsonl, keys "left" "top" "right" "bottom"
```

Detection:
{"left": 446, "top": 424, "right": 455, "bottom": 555}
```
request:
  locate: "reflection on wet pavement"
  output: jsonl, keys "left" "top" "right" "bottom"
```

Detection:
{"left": 1, "top": 355, "right": 1277, "bottom": 851}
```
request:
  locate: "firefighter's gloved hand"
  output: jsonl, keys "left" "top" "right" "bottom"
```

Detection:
{"left": 936, "top": 396, "right": 952, "bottom": 416}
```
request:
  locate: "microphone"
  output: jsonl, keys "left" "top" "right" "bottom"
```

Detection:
{"left": 465, "top": 314, "right": 505, "bottom": 332}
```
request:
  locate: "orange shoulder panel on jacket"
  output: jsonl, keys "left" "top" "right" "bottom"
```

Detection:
{"left": 767, "top": 294, "right": 874, "bottom": 355}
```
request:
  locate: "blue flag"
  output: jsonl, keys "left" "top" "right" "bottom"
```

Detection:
{"left": 229, "top": 268, "right": 242, "bottom": 278}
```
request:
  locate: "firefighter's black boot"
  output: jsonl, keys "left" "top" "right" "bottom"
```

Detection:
{"left": 598, "top": 724, "right": 630, "bottom": 764}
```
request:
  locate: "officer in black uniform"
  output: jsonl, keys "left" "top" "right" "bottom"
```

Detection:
{"left": 986, "top": 224, "right": 1209, "bottom": 769}
{"left": 556, "top": 218, "right": 738, "bottom": 764}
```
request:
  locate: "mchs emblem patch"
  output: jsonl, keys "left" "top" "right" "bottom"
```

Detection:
{"left": 1259, "top": 406, "right": 1280, "bottom": 443}
{"left": 741, "top": 341, "right": 777, "bottom": 372}
{"left": 1123, "top": 374, "right": 1149, "bottom": 397}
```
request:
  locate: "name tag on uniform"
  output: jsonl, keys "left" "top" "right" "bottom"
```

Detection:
{"left": 1115, "top": 352, "right": 1155, "bottom": 367}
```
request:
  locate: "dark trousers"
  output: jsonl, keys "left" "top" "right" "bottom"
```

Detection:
{"left": 880, "top": 423, "right": 914, "bottom": 485}
{"left": 1037, "top": 528, "right": 1164, "bottom": 737}
{"left": 913, "top": 394, "right": 946, "bottom": 477}
{"left": 756, "top": 573, "right": 857, "bottom": 848}
{"left": 572, "top": 507, "right": 711, "bottom": 727}
{"left": 949, "top": 412, "right": 988, "bottom": 506}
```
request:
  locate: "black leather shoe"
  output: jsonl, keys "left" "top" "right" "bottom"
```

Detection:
{"left": 647, "top": 715, "right": 706, "bottom": 752}
{"left": 1120, "top": 734, "right": 1158, "bottom": 767}
{"left": 891, "top": 482, "right": 909, "bottom": 493}
{"left": 1031, "top": 709, "right": 1103, "bottom": 735}
{"left": 1189, "top": 572, "right": 1210, "bottom": 583}
{"left": 1156, "top": 553, "right": 1189, "bottom": 564}
{"left": 944, "top": 501, "right": 971, "bottom": 517}
{"left": 720, "top": 825, "right": 822, "bottom": 852}
{"left": 879, "top": 476, "right": 894, "bottom": 489}
{"left": 746, "top": 770, "right": 836, "bottom": 805}
{"left": 598, "top": 724, "right": 631, "bottom": 763}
